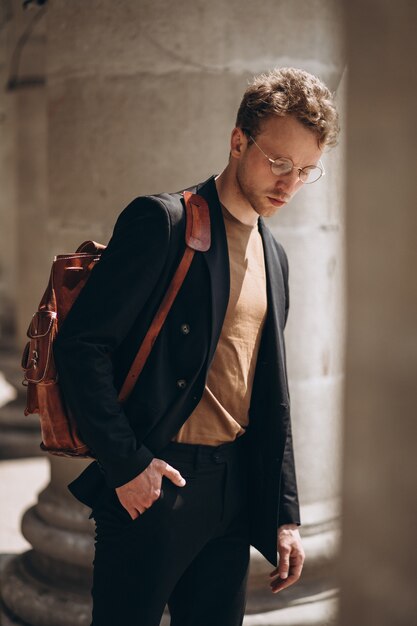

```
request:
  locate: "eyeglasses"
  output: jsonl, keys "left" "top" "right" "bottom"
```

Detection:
{"left": 249, "top": 135, "right": 325, "bottom": 184}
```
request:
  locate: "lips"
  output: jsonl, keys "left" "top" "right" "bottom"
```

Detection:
{"left": 267, "top": 196, "right": 286, "bottom": 207}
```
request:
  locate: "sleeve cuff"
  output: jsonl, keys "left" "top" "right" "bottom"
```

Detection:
{"left": 97, "top": 444, "right": 155, "bottom": 489}
{"left": 277, "top": 500, "right": 301, "bottom": 527}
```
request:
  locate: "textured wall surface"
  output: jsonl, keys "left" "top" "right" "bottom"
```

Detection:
{"left": 45, "top": 0, "right": 344, "bottom": 246}
{"left": 1, "top": 2, "right": 346, "bottom": 624}
{"left": 0, "top": 3, "right": 17, "bottom": 343}
{"left": 340, "top": 1, "right": 417, "bottom": 625}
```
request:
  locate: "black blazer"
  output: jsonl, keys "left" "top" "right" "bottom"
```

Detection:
{"left": 54, "top": 175, "right": 300, "bottom": 566}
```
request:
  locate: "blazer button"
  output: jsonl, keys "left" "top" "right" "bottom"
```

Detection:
{"left": 176, "top": 379, "right": 187, "bottom": 389}
{"left": 180, "top": 323, "right": 190, "bottom": 335}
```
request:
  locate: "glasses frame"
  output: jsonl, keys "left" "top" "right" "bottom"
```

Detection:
{"left": 248, "top": 135, "right": 325, "bottom": 184}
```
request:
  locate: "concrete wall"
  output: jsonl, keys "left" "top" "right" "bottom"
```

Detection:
{"left": 0, "top": 1, "right": 17, "bottom": 344}
{"left": 1, "top": 2, "right": 346, "bottom": 624}
{"left": 340, "top": 2, "right": 417, "bottom": 625}
{"left": 45, "top": 0, "right": 344, "bottom": 248}
{"left": 1, "top": 0, "right": 48, "bottom": 347}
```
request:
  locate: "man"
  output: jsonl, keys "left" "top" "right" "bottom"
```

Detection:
{"left": 54, "top": 67, "right": 339, "bottom": 626}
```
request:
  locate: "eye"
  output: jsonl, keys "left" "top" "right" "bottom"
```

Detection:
{"left": 299, "top": 165, "right": 323, "bottom": 184}
{"left": 271, "top": 158, "right": 293, "bottom": 175}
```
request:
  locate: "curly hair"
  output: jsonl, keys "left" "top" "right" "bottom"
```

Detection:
{"left": 236, "top": 67, "right": 339, "bottom": 149}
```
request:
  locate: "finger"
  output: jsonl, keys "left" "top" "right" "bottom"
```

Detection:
{"left": 278, "top": 550, "right": 290, "bottom": 580}
{"left": 129, "top": 508, "right": 140, "bottom": 520}
{"left": 290, "top": 560, "right": 304, "bottom": 583}
{"left": 270, "top": 558, "right": 304, "bottom": 593}
{"left": 136, "top": 504, "right": 149, "bottom": 518}
{"left": 162, "top": 463, "right": 186, "bottom": 487}
{"left": 270, "top": 573, "right": 297, "bottom": 594}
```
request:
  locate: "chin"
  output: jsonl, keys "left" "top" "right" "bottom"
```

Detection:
{"left": 253, "top": 202, "right": 279, "bottom": 218}
{"left": 261, "top": 208, "right": 278, "bottom": 218}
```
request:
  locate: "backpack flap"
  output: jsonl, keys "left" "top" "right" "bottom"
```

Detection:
{"left": 53, "top": 251, "right": 101, "bottom": 324}
{"left": 22, "top": 309, "right": 58, "bottom": 384}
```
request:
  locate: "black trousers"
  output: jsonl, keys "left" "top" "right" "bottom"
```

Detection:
{"left": 90, "top": 435, "right": 251, "bottom": 626}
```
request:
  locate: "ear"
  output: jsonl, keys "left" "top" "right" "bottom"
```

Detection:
{"left": 230, "top": 127, "right": 247, "bottom": 160}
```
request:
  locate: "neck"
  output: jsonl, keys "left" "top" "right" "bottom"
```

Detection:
{"left": 215, "top": 163, "right": 259, "bottom": 227}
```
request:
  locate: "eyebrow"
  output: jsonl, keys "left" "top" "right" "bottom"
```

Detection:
{"left": 261, "top": 140, "right": 318, "bottom": 168}
{"left": 271, "top": 151, "right": 319, "bottom": 169}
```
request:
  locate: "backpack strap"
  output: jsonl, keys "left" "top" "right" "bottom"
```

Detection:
{"left": 117, "top": 192, "right": 210, "bottom": 404}
{"left": 184, "top": 191, "right": 211, "bottom": 252}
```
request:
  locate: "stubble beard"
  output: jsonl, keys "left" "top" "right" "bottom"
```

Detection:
{"left": 236, "top": 169, "right": 280, "bottom": 218}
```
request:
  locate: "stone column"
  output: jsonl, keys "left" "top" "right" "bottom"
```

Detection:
{"left": 247, "top": 68, "right": 346, "bottom": 625}
{"left": 1, "top": 457, "right": 94, "bottom": 626}
{"left": 0, "top": 0, "right": 17, "bottom": 347}
{"left": 339, "top": 2, "right": 417, "bottom": 626}
{"left": 0, "top": 0, "right": 47, "bottom": 458}
{"left": 1, "top": 2, "right": 345, "bottom": 624}
{"left": 11, "top": 1, "right": 49, "bottom": 347}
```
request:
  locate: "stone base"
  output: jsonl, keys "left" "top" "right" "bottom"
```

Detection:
{"left": 0, "top": 350, "right": 44, "bottom": 460}
{"left": 0, "top": 550, "right": 337, "bottom": 626}
{"left": 0, "top": 423, "right": 44, "bottom": 462}
{"left": 0, "top": 549, "right": 170, "bottom": 626}
{"left": 0, "top": 555, "right": 27, "bottom": 626}
{"left": 244, "top": 591, "right": 338, "bottom": 625}
{"left": 0, "top": 551, "right": 91, "bottom": 626}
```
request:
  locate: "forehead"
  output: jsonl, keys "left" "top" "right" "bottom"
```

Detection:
{"left": 257, "top": 115, "right": 322, "bottom": 164}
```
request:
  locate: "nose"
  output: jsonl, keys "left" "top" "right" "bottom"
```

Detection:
{"left": 277, "top": 170, "right": 302, "bottom": 195}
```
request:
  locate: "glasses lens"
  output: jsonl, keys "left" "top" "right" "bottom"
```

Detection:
{"left": 300, "top": 166, "right": 322, "bottom": 184}
{"left": 271, "top": 158, "right": 293, "bottom": 176}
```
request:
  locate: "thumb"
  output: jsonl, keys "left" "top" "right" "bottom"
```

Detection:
{"left": 162, "top": 463, "right": 186, "bottom": 487}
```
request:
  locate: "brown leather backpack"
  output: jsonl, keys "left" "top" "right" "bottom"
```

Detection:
{"left": 21, "top": 192, "right": 210, "bottom": 458}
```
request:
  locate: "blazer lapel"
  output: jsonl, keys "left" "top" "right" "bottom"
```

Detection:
{"left": 192, "top": 178, "right": 289, "bottom": 410}
{"left": 257, "top": 218, "right": 290, "bottom": 407}
{"left": 195, "top": 177, "right": 230, "bottom": 369}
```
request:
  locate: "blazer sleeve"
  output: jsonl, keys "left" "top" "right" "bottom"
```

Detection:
{"left": 54, "top": 196, "right": 172, "bottom": 489}
{"left": 276, "top": 241, "right": 301, "bottom": 526}
{"left": 277, "top": 241, "right": 290, "bottom": 329}
{"left": 277, "top": 420, "right": 301, "bottom": 526}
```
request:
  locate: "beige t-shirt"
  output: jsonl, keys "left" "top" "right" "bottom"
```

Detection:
{"left": 172, "top": 203, "right": 267, "bottom": 445}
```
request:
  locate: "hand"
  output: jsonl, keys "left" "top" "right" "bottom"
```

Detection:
{"left": 269, "top": 524, "right": 305, "bottom": 593}
{"left": 115, "top": 458, "right": 186, "bottom": 520}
